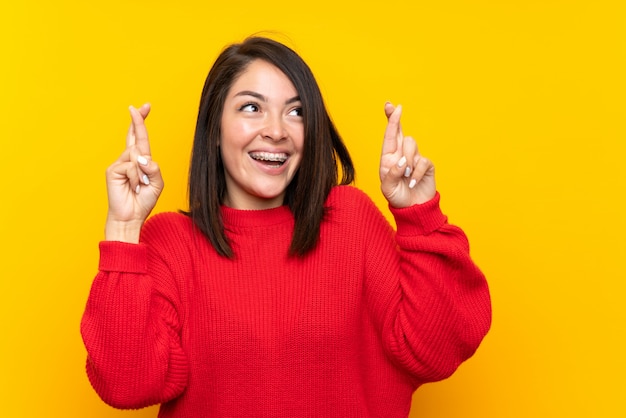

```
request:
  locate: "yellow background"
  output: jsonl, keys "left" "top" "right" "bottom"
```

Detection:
{"left": 1, "top": 0, "right": 625, "bottom": 417}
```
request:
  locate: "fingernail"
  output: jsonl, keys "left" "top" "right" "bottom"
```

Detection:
{"left": 397, "top": 156, "right": 407, "bottom": 167}
{"left": 137, "top": 155, "right": 148, "bottom": 166}
{"left": 404, "top": 166, "right": 411, "bottom": 178}
{"left": 409, "top": 179, "right": 417, "bottom": 189}
{"left": 135, "top": 184, "right": 141, "bottom": 194}
{"left": 142, "top": 174, "right": 150, "bottom": 185}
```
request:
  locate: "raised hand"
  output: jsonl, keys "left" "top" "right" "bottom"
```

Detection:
{"left": 379, "top": 102, "right": 436, "bottom": 208}
{"left": 104, "top": 104, "right": 164, "bottom": 243}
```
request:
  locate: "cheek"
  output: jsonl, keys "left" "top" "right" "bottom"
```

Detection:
{"left": 290, "top": 139, "right": 305, "bottom": 171}
{"left": 289, "top": 125, "right": 305, "bottom": 152}
{"left": 220, "top": 121, "right": 253, "bottom": 151}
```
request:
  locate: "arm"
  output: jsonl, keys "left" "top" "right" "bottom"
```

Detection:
{"left": 397, "top": 197, "right": 490, "bottom": 382}
{"left": 81, "top": 239, "right": 189, "bottom": 408}
{"left": 80, "top": 105, "right": 187, "bottom": 408}
{"left": 370, "top": 103, "right": 491, "bottom": 382}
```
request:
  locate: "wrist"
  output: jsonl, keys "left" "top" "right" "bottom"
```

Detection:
{"left": 104, "top": 217, "right": 144, "bottom": 243}
{"left": 390, "top": 192, "right": 447, "bottom": 236}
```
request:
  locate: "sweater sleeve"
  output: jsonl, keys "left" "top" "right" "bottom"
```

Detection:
{"left": 364, "top": 192, "right": 491, "bottom": 384}
{"left": 80, "top": 235, "right": 189, "bottom": 409}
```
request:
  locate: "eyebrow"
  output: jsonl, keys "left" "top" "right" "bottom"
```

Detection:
{"left": 234, "top": 90, "right": 301, "bottom": 105}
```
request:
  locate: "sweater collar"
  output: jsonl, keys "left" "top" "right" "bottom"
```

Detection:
{"left": 220, "top": 204, "right": 293, "bottom": 228}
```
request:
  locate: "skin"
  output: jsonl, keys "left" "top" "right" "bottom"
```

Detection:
{"left": 380, "top": 102, "right": 436, "bottom": 208}
{"left": 219, "top": 60, "right": 305, "bottom": 210}
{"left": 104, "top": 65, "right": 436, "bottom": 243}
{"left": 105, "top": 103, "right": 163, "bottom": 243}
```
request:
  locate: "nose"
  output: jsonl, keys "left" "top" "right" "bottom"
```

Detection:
{"left": 262, "top": 113, "right": 287, "bottom": 142}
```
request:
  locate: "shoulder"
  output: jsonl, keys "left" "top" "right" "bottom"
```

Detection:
{"left": 327, "top": 185, "right": 375, "bottom": 207}
{"left": 145, "top": 211, "right": 193, "bottom": 229}
{"left": 141, "top": 212, "right": 196, "bottom": 243}
{"left": 325, "top": 185, "right": 386, "bottom": 222}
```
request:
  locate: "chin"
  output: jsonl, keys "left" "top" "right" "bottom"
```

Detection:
{"left": 252, "top": 182, "right": 290, "bottom": 199}
{"left": 255, "top": 192, "right": 286, "bottom": 204}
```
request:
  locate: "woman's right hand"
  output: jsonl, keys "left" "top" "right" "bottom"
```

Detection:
{"left": 104, "top": 104, "right": 164, "bottom": 243}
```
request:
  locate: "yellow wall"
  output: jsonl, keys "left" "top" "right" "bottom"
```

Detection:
{"left": 1, "top": 1, "right": 624, "bottom": 416}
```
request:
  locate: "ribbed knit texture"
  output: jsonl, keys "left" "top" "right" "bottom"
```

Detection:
{"left": 81, "top": 185, "right": 491, "bottom": 417}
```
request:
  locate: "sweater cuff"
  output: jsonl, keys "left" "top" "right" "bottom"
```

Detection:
{"left": 389, "top": 192, "right": 448, "bottom": 236}
{"left": 98, "top": 241, "right": 147, "bottom": 273}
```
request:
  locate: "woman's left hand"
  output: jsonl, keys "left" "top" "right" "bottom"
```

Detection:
{"left": 379, "top": 102, "right": 436, "bottom": 208}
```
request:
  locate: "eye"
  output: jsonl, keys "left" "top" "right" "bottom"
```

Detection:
{"left": 239, "top": 102, "right": 260, "bottom": 112}
{"left": 288, "top": 107, "right": 303, "bottom": 117}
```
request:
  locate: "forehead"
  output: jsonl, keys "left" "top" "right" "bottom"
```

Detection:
{"left": 229, "top": 59, "right": 297, "bottom": 96}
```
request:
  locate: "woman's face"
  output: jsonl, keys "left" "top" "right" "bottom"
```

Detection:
{"left": 220, "top": 59, "right": 304, "bottom": 210}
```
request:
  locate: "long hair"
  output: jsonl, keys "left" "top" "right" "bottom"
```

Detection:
{"left": 187, "top": 36, "right": 354, "bottom": 258}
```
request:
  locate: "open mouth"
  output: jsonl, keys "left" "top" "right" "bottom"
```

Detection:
{"left": 249, "top": 151, "right": 288, "bottom": 167}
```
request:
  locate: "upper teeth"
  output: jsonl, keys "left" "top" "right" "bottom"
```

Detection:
{"left": 250, "top": 152, "right": 288, "bottom": 162}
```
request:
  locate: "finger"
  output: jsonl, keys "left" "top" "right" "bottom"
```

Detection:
{"left": 128, "top": 157, "right": 164, "bottom": 198}
{"left": 140, "top": 158, "right": 164, "bottom": 191}
{"left": 401, "top": 135, "right": 419, "bottom": 178}
{"left": 125, "top": 106, "right": 147, "bottom": 148}
{"left": 383, "top": 101, "right": 401, "bottom": 132}
{"left": 106, "top": 160, "right": 140, "bottom": 193}
{"left": 129, "top": 104, "right": 152, "bottom": 156}
{"left": 137, "top": 103, "right": 151, "bottom": 119}
{"left": 126, "top": 115, "right": 136, "bottom": 148}
{"left": 382, "top": 103, "right": 403, "bottom": 155}
{"left": 125, "top": 104, "right": 151, "bottom": 149}
{"left": 384, "top": 101, "right": 395, "bottom": 118}
{"left": 125, "top": 104, "right": 149, "bottom": 148}
{"left": 384, "top": 153, "right": 412, "bottom": 185}
{"left": 126, "top": 146, "right": 153, "bottom": 190}
{"left": 408, "top": 156, "right": 434, "bottom": 189}
{"left": 384, "top": 102, "right": 404, "bottom": 139}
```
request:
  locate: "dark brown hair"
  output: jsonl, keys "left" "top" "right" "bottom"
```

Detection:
{"left": 187, "top": 36, "right": 354, "bottom": 257}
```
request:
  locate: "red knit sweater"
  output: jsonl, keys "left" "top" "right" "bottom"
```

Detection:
{"left": 81, "top": 186, "right": 491, "bottom": 417}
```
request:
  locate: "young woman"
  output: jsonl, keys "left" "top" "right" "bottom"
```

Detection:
{"left": 81, "top": 36, "right": 491, "bottom": 418}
